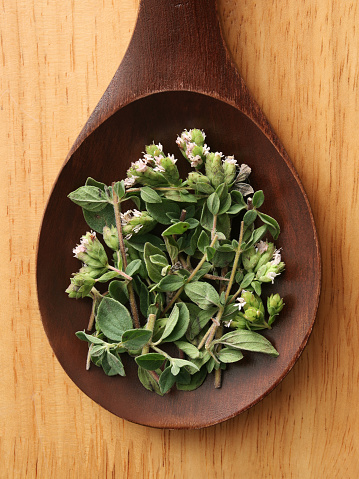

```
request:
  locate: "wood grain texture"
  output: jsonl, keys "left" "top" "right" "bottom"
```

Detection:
{"left": 1, "top": 0, "right": 358, "bottom": 477}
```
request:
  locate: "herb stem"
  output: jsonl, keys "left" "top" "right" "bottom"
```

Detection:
{"left": 161, "top": 235, "right": 218, "bottom": 316}
{"left": 107, "top": 265, "right": 133, "bottom": 281}
{"left": 112, "top": 184, "right": 140, "bottom": 328}
{"left": 224, "top": 221, "right": 244, "bottom": 301}
{"left": 142, "top": 313, "right": 157, "bottom": 355}
{"left": 211, "top": 214, "right": 217, "bottom": 241}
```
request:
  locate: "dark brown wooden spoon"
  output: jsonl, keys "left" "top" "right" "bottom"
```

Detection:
{"left": 37, "top": 0, "right": 321, "bottom": 429}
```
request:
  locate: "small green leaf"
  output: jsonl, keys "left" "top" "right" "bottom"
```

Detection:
{"left": 207, "top": 192, "right": 220, "bottom": 215}
{"left": 252, "top": 190, "right": 264, "bottom": 208}
{"left": 96, "top": 297, "right": 133, "bottom": 341}
{"left": 217, "top": 348, "right": 244, "bottom": 363}
{"left": 121, "top": 329, "right": 152, "bottom": 350}
{"left": 113, "top": 181, "right": 125, "bottom": 200}
{"left": 135, "top": 353, "right": 166, "bottom": 370}
{"left": 104, "top": 351, "right": 126, "bottom": 376}
{"left": 184, "top": 282, "right": 220, "bottom": 309}
{"left": 159, "top": 366, "right": 177, "bottom": 394}
{"left": 174, "top": 341, "right": 200, "bottom": 359}
{"left": 162, "top": 222, "right": 190, "bottom": 236}
{"left": 76, "top": 331, "right": 106, "bottom": 345}
{"left": 156, "top": 275, "right": 185, "bottom": 292}
{"left": 198, "top": 230, "right": 210, "bottom": 254}
{"left": 96, "top": 270, "right": 120, "bottom": 282}
{"left": 240, "top": 272, "right": 255, "bottom": 288}
{"left": 243, "top": 209, "right": 257, "bottom": 226}
{"left": 157, "top": 304, "right": 180, "bottom": 342}
{"left": 83, "top": 204, "right": 116, "bottom": 233}
{"left": 187, "top": 305, "right": 218, "bottom": 340}
{"left": 140, "top": 186, "right": 162, "bottom": 203}
{"left": 68, "top": 186, "right": 109, "bottom": 212}
{"left": 108, "top": 280, "right": 129, "bottom": 304}
{"left": 149, "top": 254, "right": 168, "bottom": 267}
{"left": 176, "top": 367, "right": 207, "bottom": 391}
{"left": 125, "top": 259, "right": 142, "bottom": 277}
{"left": 146, "top": 200, "right": 180, "bottom": 224}
{"left": 138, "top": 366, "right": 164, "bottom": 395}
{"left": 213, "top": 330, "right": 279, "bottom": 357}
{"left": 257, "top": 212, "right": 280, "bottom": 240}
{"left": 170, "top": 358, "right": 199, "bottom": 374}
{"left": 205, "top": 246, "right": 216, "bottom": 262}
{"left": 162, "top": 303, "right": 190, "bottom": 343}
{"left": 144, "top": 243, "right": 169, "bottom": 283}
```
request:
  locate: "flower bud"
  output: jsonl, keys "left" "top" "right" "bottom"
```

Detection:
{"left": 187, "top": 171, "right": 213, "bottom": 193}
{"left": 254, "top": 242, "right": 276, "bottom": 272}
{"left": 267, "top": 294, "right": 285, "bottom": 316}
{"left": 66, "top": 273, "right": 95, "bottom": 299}
{"left": 103, "top": 225, "right": 119, "bottom": 251}
{"left": 145, "top": 142, "right": 164, "bottom": 157}
{"left": 190, "top": 128, "right": 206, "bottom": 146}
{"left": 154, "top": 155, "right": 180, "bottom": 184}
{"left": 242, "top": 246, "right": 261, "bottom": 272}
{"left": 126, "top": 161, "right": 168, "bottom": 187}
{"left": 222, "top": 156, "right": 238, "bottom": 185}
{"left": 73, "top": 231, "right": 108, "bottom": 269}
{"left": 121, "top": 210, "right": 156, "bottom": 239}
{"left": 256, "top": 261, "right": 285, "bottom": 284}
{"left": 205, "top": 152, "right": 225, "bottom": 188}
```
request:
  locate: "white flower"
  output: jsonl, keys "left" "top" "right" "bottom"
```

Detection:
{"left": 124, "top": 176, "right": 137, "bottom": 188}
{"left": 125, "top": 233, "right": 132, "bottom": 240}
{"left": 73, "top": 244, "right": 86, "bottom": 257}
{"left": 143, "top": 153, "right": 153, "bottom": 162}
{"left": 224, "top": 155, "right": 237, "bottom": 165}
{"left": 256, "top": 240, "right": 268, "bottom": 254}
{"left": 267, "top": 271, "right": 279, "bottom": 283}
{"left": 202, "top": 144, "right": 210, "bottom": 156}
{"left": 135, "top": 159, "right": 148, "bottom": 173}
{"left": 156, "top": 142, "right": 163, "bottom": 151}
{"left": 133, "top": 224, "right": 143, "bottom": 234}
{"left": 176, "top": 136, "right": 183, "bottom": 147}
{"left": 271, "top": 249, "right": 282, "bottom": 265}
{"left": 132, "top": 209, "right": 142, "bottom": 217}
{"left": 215, "top": 151, "right": 223, "bottom": 158}
{"left": 167, "top": 154, "right": 177, "bottom": 164}
{"left": 185, "top": 142, "right": 196, "bottom": 156}
{"left": 190, "top": 155, "right": 203, "bottom": 167}
{"left": 236, "top": 297, "right": 246, "bottom": 311}
{"left": 153, "top": 165, "right": 165, "bottom": 172}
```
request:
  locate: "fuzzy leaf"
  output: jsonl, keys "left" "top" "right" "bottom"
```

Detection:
{"left": 184, "top": 282, "right": 220, "bottom": 309}
{"left": 213, "top": 330, "right": 279, "bottom": 357}
{"left": 96, "top": 297, "right": 133, "bottom": 340}
{"left": 135, "top": 353, "right": 166, "bottom": 370}
{"left": 68, "top": 186, "right": 109, "bottom": 212}
{"left": 140, "top": 186, "right": 162, "bottom": 203}
{"left": 162, "top": 222, "right": 190, "bottom": 236}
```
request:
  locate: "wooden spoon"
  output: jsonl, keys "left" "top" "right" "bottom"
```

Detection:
{"left": 37, "top": 0, "right": 321, "bottom": 429}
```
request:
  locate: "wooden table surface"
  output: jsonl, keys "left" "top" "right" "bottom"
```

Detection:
{"left": 1, "top": 0, "right": 358, "bottom": 477}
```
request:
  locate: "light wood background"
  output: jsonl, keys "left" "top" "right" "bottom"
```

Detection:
{"left": 1, "top": 0, "right": 358, "bottom": 477}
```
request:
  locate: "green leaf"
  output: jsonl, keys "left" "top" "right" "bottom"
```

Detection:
{"left": 240, "top": 272, "right": 255, "bottom": 289}
{"left": 174, "top": 341, "right": 200, "bottom": 359}
{"left": 205, "top": 246, "right": 216, "bottom": 262}
{"left": 213, "top": 330, "right": 279, "bottom": 357}
{"left": 216, "top": 213, "right": 231, "bottom": 238}
{"left": 243, "top": 209, "right": 257, "bottom": 226}
{"left": 146, "top": 200, "right": 180, "bottom": 225}
{"left": 103, "top": 351, "right": 126, "bottom": 376}
{"left": 244, "top": 225, "right": 268, "bottom": 249}
{"left": 184, "top": 282, "right": 220, "bottom": 309}
{"left": 96, "top": 270, "right": 120, "bottom": 282}
{"left": 252, "top": 190, "right": 264, "bottom": 208}
{"left": 162, "top": 303, "right": 190, "bottom": 343}
{"left": 170, "top": 358, "right": 199, "bottom": 374}
{"left": 217, "top": 348, "right": 244, "bottom": 363}
{"left": 198, "top": 231, "right": 210, "bottom": 254}
{"left": 125, "top": 259, "right": 142, "bottom": 277}
{"left": 176, "top": 366, "right": 208, "bottom": 391}
{"left": 108, "top": 280, "right": 129, "bottom": 304}
{"left": 200, "top": 203, "right": 214, "bottom": 232}
{"left": 96, "top": 297, "right": 133, "bottom": 341}
{"left": 138, "top": 367, "right": 164, "bottom": 395}
{"left": 207, "top": 192, "right": 220, "bottom": 215}
{"left": 76, "top": 331, "right": 106, "bottom": 345}
{"left": 227, "top": 203, "right": 247, "bottom": 215}
{"left": 135, "top": 353, "right": 166, "bottom": 370}
{"left": 144, "top": 243, "right": 169, "bottom": 283}
{"left": 157, "top": 304, "right": 180, "bottom": 342}
{"left": 231, "top": 190, "right": 246, "bottom": 206}
{"left": 257, "top": 212, "right": 280, "bottom": 240}
{"left": 251, "top": 280, "right": 262, "bottom": 296}
{"left": 159, "top": 366, "right": 177, "bottom": 394}
{"left": 82, "top": 204, "right": 116, "bottom": 233}
{"left": 163, "top": 236, "right": 179, "bottom": 263}
{"left": 68, "top": 186, "right": 109, "bottom": 212}
{"left": 113, "top": 181, "right": 125, "bottom": 200}
{"left": 149, "top": 254, "right": 168, "bottom": 266}
{"left": 121, "top": 329, "right": 152, "bottom": 350}
{"left": 127, "top": 234, "right": 164, "bottom": 252}
{"left": 85, "top": 177, "right": 106, "bottom": 191}
{"left": 186, "top": 218, "right": 199, "bottom": 229}
{"left": 162, "top": 222, "right": 190, "bottom": 236}
{"left": 156, "top": 275, "right": 185, "bottom": 292}
{"left": 140, "top": 186, "right": 162, "bottom": 203}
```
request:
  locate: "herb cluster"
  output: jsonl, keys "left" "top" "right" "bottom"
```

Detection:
{"left": 67, "top": 129, "right": 285, "bottom": 394}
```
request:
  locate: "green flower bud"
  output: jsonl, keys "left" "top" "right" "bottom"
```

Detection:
{"left": 66, "top": 273, "right": 95, "bottom": 299}
{"left": 267, "top": 294, "right": 285, "bottom": 316}
{"left": 254, "top": 242, "right": 276, "bottom": 272}
{"left": 155, "top": 155, "right": 180, "bottom": 185}
{"left": 121, "top": 210, "right": 156, "bottom": 239}
{"left": 73, "top": 231, "right": 108, "bottom": 269}
{"left": 145, "top": 142, "right": 164, "bottom": 157}
{"left": 242, "top": 246, "right": 261, "bottom": 272}
{"left": 222, "top": 156, "right": 238, "bottom": 185}
{"left": 103, "top": 225, "right": 119, "bottom": 251}
{"left": 256, "top": 261, "right": 285, "bottom": 284}
{"left": 190, "top": 128, "right": 206, "bottom": 146}
{"left": 205, "top": 152, "right": 225, "bottom": 188}
{"left": 187, "top": 171, "right": 213, "bottom": 193}
{"left": 126, "top": 162, "right": 168, "bottom": 187}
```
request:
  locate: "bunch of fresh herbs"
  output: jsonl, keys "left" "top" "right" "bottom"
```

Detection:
{"left": 66, "top": 129, "right": 285, "bottom": 394}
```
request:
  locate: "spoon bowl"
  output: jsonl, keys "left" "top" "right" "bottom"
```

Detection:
{"left": 37, "top": 1, "right": 320, "bottom": 429}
